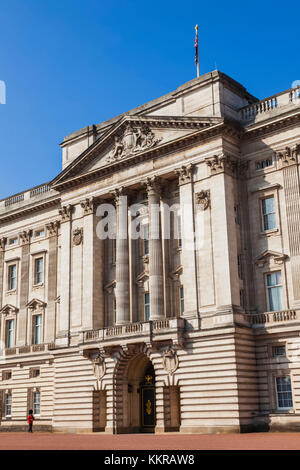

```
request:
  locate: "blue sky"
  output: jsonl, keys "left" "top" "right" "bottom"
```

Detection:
{"left": 0, "top": 0, "right": 298, "bottom": 199}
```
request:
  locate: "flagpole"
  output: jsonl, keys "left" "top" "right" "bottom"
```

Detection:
{"left": 195, "top": 24, "right": 200, "bottom": 78}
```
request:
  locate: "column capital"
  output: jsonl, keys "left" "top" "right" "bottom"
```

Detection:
{"left": 46, "top": 220, "right": 60, "bottom": 237}
{"left": 143, "top": 175, "right": 162, "bottom": 196}
{"left": 80, "top": 197, "right": 95, "bottom": 215}
{"left": 174, "top": 164, "right": 194, "bottom": 185}
{"left": 19, "top": 230, "right": 32, "bottom": 245}
{"left": 276, "top": 144, "right": 300, "bottom": 168}
{"left": 205, "top": 154, "right": 238, "bottom": 176}
{"left": 59, "top": 204, "right": 73, "bottom": 222}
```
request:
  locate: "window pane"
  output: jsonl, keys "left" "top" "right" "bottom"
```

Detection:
{"left": 144, "top": 293, "right": 150, "bottom": 321}
{"left": 9, "top": 265, "right": 16, "bottom": 290}
{"left": 35, "top": 258, "right": 43, "bottom": 284}
{"left": 7, "top": 319, "right": 14, "bottom": 348}
{"left": 33, "top": 391, "right": 40, "bottom": 414}
{"left": 5, "top": 393, "right": 12, "bottom": 416}
{"left": 34, "top": 315, "right": 42, "bottom": 344}
{"left": 268, "top": 286, "right": 283, "bottom": 311}
{"left": 276, "top": 376, "right": 293, "bottom": 409}
{"left": 262, "top": 197, "right": 276, "bottom": 231}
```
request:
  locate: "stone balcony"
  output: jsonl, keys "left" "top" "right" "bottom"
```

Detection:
{"left": 0, "top": 182, "right": 59, "bottom": 218}
{"left": 0, "top": 343, "right": 56, "bottom": 358}
{"left": 240, "top": 86, "right": 300, "bottom": 123}
{"left": 79, "top": 318, "right": 185, "bottom": 351}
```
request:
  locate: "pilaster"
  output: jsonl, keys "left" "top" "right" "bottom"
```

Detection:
{"left": 175, "top": 165, "right": 198, "bottom": 317}
{"left": 45, "top": 220, "right": 60, "bottom": 343}
{"left": 81, "top": 197, "right": 105, "bottom": 330}
{"left": 57, "top": 205, "right": 73, "bottom": 346}
{"left": 17, "top": 230, "right": 32, "bottom": 346}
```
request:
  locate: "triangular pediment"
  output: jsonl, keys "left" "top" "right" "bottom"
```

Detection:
{"left": 0, "top": 304, "right": 19, "bottom": 315}
{"left": 254, "top": 250, "right": 288, "bottom": 266}
{"left": 52, "top": 115, "right": 223, "bottom": 190}
{"left": 26, "top": 298, "right": 47, "bottom": 310}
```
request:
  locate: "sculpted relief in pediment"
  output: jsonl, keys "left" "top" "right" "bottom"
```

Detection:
{"left": 106, "top": 122, "right": 162, "bottom": 163}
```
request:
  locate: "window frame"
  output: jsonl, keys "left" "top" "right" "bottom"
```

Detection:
{"left": 6, "top": 318, "right": 15, "bottom": 349}
{"left": 32, "top": 313, "right": 43, "bottom": 345}
{"left": 7, "top": 263, "right": 17, "bottom": 292}
{"left": 144, "top": 292, "right": 150, "bottom": 321}
{"left": 265, "top": 270, "right": 284, "bottom": 312}
{"left": 275, "top": 375, "right": 294, "bottom": 411}
{"left": 5, "top": 391, "right": 12, "bottom": 418}
{"left": 261, "top": 195, "right": 277, "bottom": 233}
{"left": 33, "top": 390, "right": 41, "bottom": 416}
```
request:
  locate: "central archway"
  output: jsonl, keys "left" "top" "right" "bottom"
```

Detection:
{"left": 118, "top": 352, "right": 156, "bottom": 433}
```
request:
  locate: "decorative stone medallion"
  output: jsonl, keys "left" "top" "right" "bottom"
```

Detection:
{"left": 73, "top": 228, "right": 83, "bottom": 246}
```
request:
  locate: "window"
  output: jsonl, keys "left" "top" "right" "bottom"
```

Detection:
{"left": 30, "top": 368, "right": 40, "bottom": 379}
{"left": 34, "top": 257, "right": 43, "bottom": 285}
{"left": 273, "top": 345, "right": 286, "bottom": 358}
{"left": 266, "top": 271, "right": 283, "bottom": 312}
{"left": 234, "top": 204, "right": 240, "bottom": 225}
{"left": 33, "top": 315, "right": 42, "bottom": 345}
{"left": 276, "top": 376, "right": 293, "bottom": 409}
{"left": 34, "top": 229, "right": 45, "bottom": 238}
{"left": 8, "top": 237, "right": 18, "bottom": 246}
{"left": 2, "top": 370, "right": 12, "bottom": 381}
{"left": 256, "top": 158, "right": 273, "bottom": 170}
{"left": 240, "top": 289, "right": 245, "bottom": 309}
{"left": 5, "top": 392, "right": 12, "bottom": 417}
{"left": 179, "top": 286, "right": 184, "bottom": 315}
{"left": 6, "top": 319, "right": 15, "bottom": 348}
{"left": 177, "top": 215, "right": 182, "bottom": 249}
{"left": 112, "top": 238, "right": 116, "bottom": 264}
{"left": 237, "top": 255, "right": 243, "bottom": 280}
{"left": 261, "top": 196, "right": 276, "bottom": 231}
{"left": 144, "top": 292, "right": 150, "bottom": 321}
{"left": 113, "top": 297, "right": 116, "bottom": 325}
{"left": 142, "top": 223, "right": 149, "bottom": 255}
{"left": 33, "top": 390, "right": 40, "bottom": 415}
{"left": 8, "top": 264, "right": 17, "bottom": 291}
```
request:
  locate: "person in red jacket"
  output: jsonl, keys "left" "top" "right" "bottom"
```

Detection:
{"left": 27, "top": 409, "right": 34, "bottom": 433}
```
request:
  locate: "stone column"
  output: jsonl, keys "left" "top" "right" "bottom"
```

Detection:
{"left": 175, "top": 165, "right": 198, "bottom": 317}
{"left": 81, "top": 197, "right": 105, "bottom": 330}
{"left": 145, "top": 177, "right": 164, "bottom": 320}
{"left": 113, "top": 188, "right": 130, "bottom": 325}
{"left": 17, "top": 230, "right": 32, "bottom": 346}
{"left": 45, "top": 221, "right": 60, "bottom": 343}
{"left": 277, "top": 145, "right": 300, "bottom": 303}
{"left": 57, "top": 205, "right": 72, "bottom": 346}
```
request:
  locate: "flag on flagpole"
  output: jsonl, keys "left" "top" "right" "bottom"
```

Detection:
{"left": 194, "top": 25, "right": 199, "bottom": 77}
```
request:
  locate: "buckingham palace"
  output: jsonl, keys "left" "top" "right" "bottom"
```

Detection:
{"left": 0, "top": 70, "right": 300, "bottom": 433}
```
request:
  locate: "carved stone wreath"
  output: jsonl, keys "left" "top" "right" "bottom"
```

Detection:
{"left": 73, "top": 228, "right": 83, "bottom": 246}
{"left": 107, "top": 122, "right": 161, "bottom": 162}
{"left": 195, "top": 190, "right": 210, "bottom": 210}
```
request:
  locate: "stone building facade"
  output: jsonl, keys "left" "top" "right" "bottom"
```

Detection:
{"left": 0, "top": 70, "right": 300, "bottom": 433}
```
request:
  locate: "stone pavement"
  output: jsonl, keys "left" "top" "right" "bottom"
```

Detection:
{"left": 0, "top": 433, "right": 299, "bottom": 450}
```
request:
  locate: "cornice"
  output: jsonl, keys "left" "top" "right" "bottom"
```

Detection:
{"left": 53, "top": 119, "right": 241, "bottom": 193}
{"left": 0, "top": 198, "right": 60, "bottom": 225}
{"left": 242, "top": 109, "right": 300, "bottom": 140}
